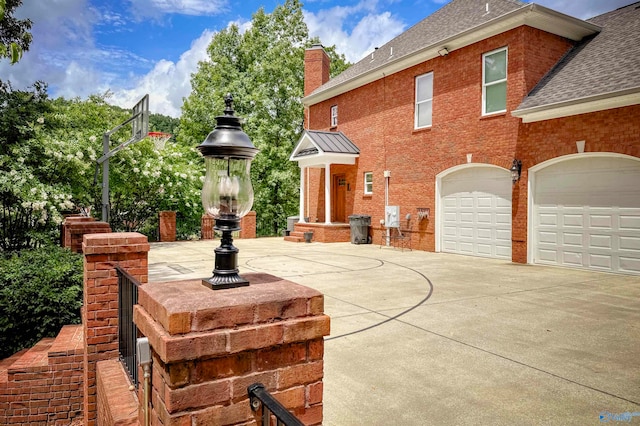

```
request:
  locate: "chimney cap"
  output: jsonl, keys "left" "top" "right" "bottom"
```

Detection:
{"left": 308, "top": 43, "right": 325, "bottom": 50}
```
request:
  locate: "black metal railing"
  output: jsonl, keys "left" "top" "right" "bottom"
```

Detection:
{"left": 117, "top": 266, "right": 140, "bottom": 387}
{"left": 248, "top": 383, "right": 304, "bottom": 426}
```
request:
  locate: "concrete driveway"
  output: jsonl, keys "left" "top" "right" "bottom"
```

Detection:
{"left": 148, "top": 238, "right": 640, "bottom": 425}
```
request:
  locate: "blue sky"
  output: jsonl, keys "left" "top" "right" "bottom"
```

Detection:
{"left": 0, "top": 0, "right": 634, "bottom": 117}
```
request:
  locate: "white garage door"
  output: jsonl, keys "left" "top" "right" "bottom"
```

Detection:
{"left": 533, "top": 156, "right": 640, "bottom": 275}
{"left": 441, "top": 167, "right": 512, "bottom": 259}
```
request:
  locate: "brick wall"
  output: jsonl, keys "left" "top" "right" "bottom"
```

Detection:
{"left": 82, "top": 232, "right": 149, "bottom": 426}
{"left": 134, "top": 273, "right": 330, "bottom": 425}
{"left": 96, "top": 360, "right": 138, "bottom": 426}
{"left": 0, "top": 325, "right": 84, "bottom": 425}
{"left": 303, "top": 28, "right": 640, "bottom": 259}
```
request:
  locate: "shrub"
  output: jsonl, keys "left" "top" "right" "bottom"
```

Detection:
{"left": 0, "top": 245, "right": 83, "bottom": 359}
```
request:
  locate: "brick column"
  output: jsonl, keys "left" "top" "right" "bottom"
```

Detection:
{"left": 82, "top": 232, "right": 150, "bottom": 426}
{"left": 159, "top": 211, "right": 177, "bottom": 242}
{"left": 134, "top": 273, "right": 329, "bottom": 425}
{"left": 62, "top": 216, "right": 111, "bottom": 253}
{"left": 201, "top": 214, "right": 215, "bottom": 240}
{"left": 239, "top": 211, "right": 257, "bottom": 239}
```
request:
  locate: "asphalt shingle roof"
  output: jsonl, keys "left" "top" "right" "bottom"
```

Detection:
{"left": 310, "top": 0, "right": 526, "bottom": 96}
{"left": 292, "top": 131, "right": 359, "bottom": 159}
{"left": 516, "top": 2, "right": 640, "bottom": 112}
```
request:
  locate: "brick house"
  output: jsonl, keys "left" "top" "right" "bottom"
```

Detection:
{"left": 290, "top": 0, "right": 640, "bottom": 275}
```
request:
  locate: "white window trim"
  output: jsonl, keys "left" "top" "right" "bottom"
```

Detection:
{"left": 330, "top": 105, "right": 338, "bottom": 127}
{"left": 482, "top": 47, "right": 508, "bottom": 116}
{"left": 415, "top": 72, "right": 433, "bottom": 129}
{"left": 364, "top": 172, "right": 373, "bottom": 195}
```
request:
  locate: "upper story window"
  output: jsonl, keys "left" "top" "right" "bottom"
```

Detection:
{"left": 415, "top": 72, "right": 433, "bottom": 129}
{"left": 330, "top": 105, "right": 338, "bottom": 127}
{"left": 483, "top": 47, "right": 507, "bottom": 115}
{"left": 364, "top": 172, "right": 373, "bottom": 195}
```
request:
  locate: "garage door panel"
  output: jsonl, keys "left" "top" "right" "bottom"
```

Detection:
{"left": 441, "top": 167, "right": 511, "bottom": 260}
{"left": 620, "top": 257, "right": 640, "bottom": 273}
{"left": 590, "top": 215, "right": 612, "bottom": 229}
{"left": 620, "top": 236, "right": 640, "bottom": 251}
{"left": 589, "top": 254, "right": 612, "bottom": 269}
{"left": 534, "top": 156, "right": 640, "bottom": 275}
{"left": 563, "top": 214, "right": 584, "bottom": 227}
{"left": 620, "top": 215, "right": 640, "bottom": 230}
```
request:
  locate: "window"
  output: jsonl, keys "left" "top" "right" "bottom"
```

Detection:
{"left": 364, "top": 172, "right": 373, "bottom": 194}
{"left": 415, "top": 72, "right": 433, "bottom": 128}
{"left": 330, "top": 105, "right": 338, "bottom": 127}
{"left": 483, "top": 47, "right": 507, "bottom": 115}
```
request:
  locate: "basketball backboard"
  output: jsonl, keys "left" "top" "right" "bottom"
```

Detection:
{"left": 131, "top": 94, "right": 149, "bottom": 142}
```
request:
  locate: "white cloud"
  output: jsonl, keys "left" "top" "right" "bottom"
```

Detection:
{"left": 109, "top": 29, "right": 214, "bottom": 117}
{"left": 304, "top": 1, "right": 405, "bottom": 62}
{"left": 129, "top": 0, "right": 228, "bottom": 18}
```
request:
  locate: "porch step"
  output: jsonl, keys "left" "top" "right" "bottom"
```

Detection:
{"left": 284, "top": 231, "right": 303, "bottom": 242}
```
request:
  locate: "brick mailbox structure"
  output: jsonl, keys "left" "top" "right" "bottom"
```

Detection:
{"left": 133, "top": 273, "right": 329, "bottom": 425}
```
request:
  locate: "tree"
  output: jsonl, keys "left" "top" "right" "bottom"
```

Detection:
{"left": 0, "top": 0, "right": 32, "bottom": 64}
{"left": 180, "top": 0, "right": 348, "bottom": 236}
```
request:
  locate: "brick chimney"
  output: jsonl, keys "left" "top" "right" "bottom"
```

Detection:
{"left": 304, "top": 44, "right": 331, "bottom": 97}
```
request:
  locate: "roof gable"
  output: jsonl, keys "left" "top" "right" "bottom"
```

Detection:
{"left": 304, "top": 0, "right": 600, "bottom": 107}
{"left": 513, "top": 2, "right": 640, "bottom": 122}
{"left": 290, "top": 130, "right": 360, "bottom": 166}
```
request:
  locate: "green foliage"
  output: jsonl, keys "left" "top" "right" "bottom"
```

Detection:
{"left": 180, "top": 0, "right": 349, "bottom": 236}
{"left": 0, "top": 246, "right": 83, "bottom": 359}
{"left": 0, "top": 0, "right": 32, "bottom": 65}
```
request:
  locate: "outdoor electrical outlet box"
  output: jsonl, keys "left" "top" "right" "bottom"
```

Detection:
{"left": 383, "top": 170, "right": 391, "bottom": 178}
{"left": 137, "top": 337, "right": 151, "bottom": 366}
{"left": 385, "top": 206, "right": 400, "bottom": 228}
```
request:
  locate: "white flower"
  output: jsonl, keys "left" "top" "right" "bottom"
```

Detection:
{"left": 89, "top": 135, "right": 97, "bottom": 143}
{"left": 142, "top": 170, "right": 149, "bottom": 176}
{"left": 37, "top": 117, "right": 45, "bottom": 124}
{"left": 66, "top": 154, "right": 73, "bottom": 161}
{"left": 76, "top": 151, "right": 84, "bottom": 159}
{"left": 133, "top": 167, "right": 140, "bottom": 173}
{"left": 152, "top": 171, "right": 161, "bottom": 178}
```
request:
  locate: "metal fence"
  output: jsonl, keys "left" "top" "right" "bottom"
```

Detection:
{"left": 248, "top": 383, "right": 304, "bottom": 426}
{"left": 116, "top": 266, "right": 140, "bottom": 387}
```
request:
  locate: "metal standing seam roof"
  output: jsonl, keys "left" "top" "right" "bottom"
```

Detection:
{"left": 292, "top": 130, "right": 359, "bottom": 159}
{"left": 308, "top": 0, "right": 526, "bottom": 97}
{"left": 514, "top": 2, "right": 640, "bottom": 112}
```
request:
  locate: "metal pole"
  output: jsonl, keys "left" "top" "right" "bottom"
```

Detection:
{"left": 102, "top": 132, "right": 110, "bottom": 223}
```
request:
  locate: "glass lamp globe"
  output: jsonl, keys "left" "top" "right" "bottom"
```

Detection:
{"left": 202, "top": 157, "right": 254, "bottom": 219}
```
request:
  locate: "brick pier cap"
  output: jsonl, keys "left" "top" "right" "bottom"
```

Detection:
{"left": 133, "top": 273, "right": 330, "bottom": 425}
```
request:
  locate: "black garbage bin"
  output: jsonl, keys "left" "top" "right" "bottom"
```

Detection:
{"left": 348, "top": 215, "right": 371, "bottom": 244}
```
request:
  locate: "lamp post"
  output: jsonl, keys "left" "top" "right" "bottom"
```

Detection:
{"left": 198, "top": 94, "right": 259, "bottom": 290}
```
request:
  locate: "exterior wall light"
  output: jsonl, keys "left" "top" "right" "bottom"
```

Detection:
{"left": 510, "top": 159, "right": 522, "bottom": 184}
{"left": 198, "top": 94, "right": 259, "bottom": 290}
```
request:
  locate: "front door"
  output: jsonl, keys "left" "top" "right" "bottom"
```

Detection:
{"left": 332, "top": 174, "right": 347, "bottom": 223}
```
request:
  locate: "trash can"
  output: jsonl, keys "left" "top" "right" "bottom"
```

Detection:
{"left": 287, "top": 216, "right": 299, "bottom": 233}
{"left": 348, "top": 215, "right": 371, "bottom": 244}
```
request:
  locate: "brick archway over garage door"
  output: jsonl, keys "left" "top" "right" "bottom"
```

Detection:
{"left": 436, "top": 164, "right": 512, "bottom": 260}
{"left": 529, "top": 154, "right": 640, "bottom": 275}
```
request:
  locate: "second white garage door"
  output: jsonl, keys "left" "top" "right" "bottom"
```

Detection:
{"left": 532, "top": 155, "right": 640, "bottom": 275}
{"left": 440, "top": 166, "right": 512, "bottom": 259}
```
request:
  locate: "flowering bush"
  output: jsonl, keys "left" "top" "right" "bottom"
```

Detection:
{"left": 1, "top": 86, "right": 203, "bottom": 252}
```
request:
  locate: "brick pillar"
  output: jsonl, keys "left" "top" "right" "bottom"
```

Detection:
{"left": 201, "top": 214, "right": 215, "bottom": 240}
{"left": 159, "top": 211, "right": 177, "bottom": 242}
{"left": 82, "top": 232, "right": 150, "bottom": 426}
{"left": 134, "top": 274, "right": 329, "bottom": 425}
{"left": 239, "top": 211, "right": 257, "bottom": 239}
{"left": 62, "top": 216, "right": 111, "bottom": 253}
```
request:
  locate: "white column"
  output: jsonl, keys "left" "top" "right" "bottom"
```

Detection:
{"left": 298, "top": 165, "right": 306, "bottom": 223}
{"left": 324, "top": 163, "right": 331, "bottom": 224}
